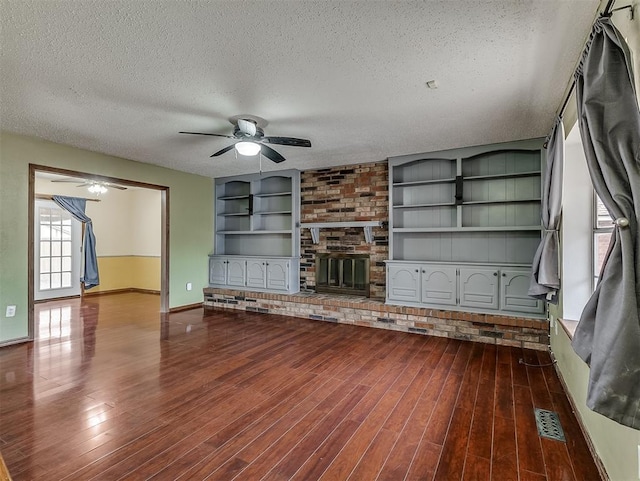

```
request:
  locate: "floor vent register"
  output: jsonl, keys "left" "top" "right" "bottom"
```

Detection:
{"left": 534, "top": 408, "right": 566, "bottom": 442}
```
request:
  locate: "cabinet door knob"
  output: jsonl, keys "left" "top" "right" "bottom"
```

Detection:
{"left": 493, "top": 272, "right": 497, "bottom": 276}
{"left": 415, "top": 269, "right": 419, "bottom": 273}
{"left": 502, "top": 272, "right": 506, "bottom": 277}
{"left": 422, "top": 270, "right": 426, "bottom": 273}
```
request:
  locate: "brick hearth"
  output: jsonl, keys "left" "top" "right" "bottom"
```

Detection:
{"left": 203, "top": 288, "right": 549, "bottom": 351}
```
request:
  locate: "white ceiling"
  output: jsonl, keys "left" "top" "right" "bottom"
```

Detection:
{"left": 1, "top": 0, "right": 600, "bottom": 178}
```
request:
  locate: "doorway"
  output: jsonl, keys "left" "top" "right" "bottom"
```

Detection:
{"left": 28, "top": 164, "right": 170, "bottom": 340}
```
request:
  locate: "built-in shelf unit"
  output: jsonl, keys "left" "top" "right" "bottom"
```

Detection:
{"left": 386, "top": 139, "right": 545, "bottom": 316}
{"left": 210, "top": 169, "right": 300, "bottom": 294}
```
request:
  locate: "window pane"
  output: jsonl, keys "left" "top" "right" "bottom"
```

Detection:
{"left": 50, "top": 211, "right": 62, "bottom": 224}
{"left": 62, "top": 241, "right": 71, "bottom": 256}
{"left": 51, "top": 273, "right": 61, "bottom": 289}
{"left": 40, "top": 224, "right": 51, "bottom": 240}
{"left": 51, "top": 257, "right": 61, "bottom": 273}
{"left": 61, "top": 272, "right": 72, "bottom": 288}
{"left": 51, "top": 242, "right": 61, "bottom": 256}
{"left": 61, "top": 225, "right": 71, "bottom": 240}
{"left": 594, "top": 232, "right": 613, "bottom": 278}
{"left": 40, "top": 257, "right": 51, "bottom": 274}
{"left": 41, "top": 241, "right": 50, "bottom": 256}
{"left": 596, "top": 195, "right": 611, "bottom": 228}
{"left": 51, "top": 225, "right": 61, "bottom": 240}
{"left": 62, "top": 256, "right": 71, "bottom": 271}
{"left": 40, "top": 274, "right": 50, "bottom": 290}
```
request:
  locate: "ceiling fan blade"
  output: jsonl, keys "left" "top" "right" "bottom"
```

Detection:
{"left": 261, "top": 136, "right": 311, "bottom": 148}
{"left": 260, "top": 145, "right": 286, "bottom": 163}
{"left": 51, "top": 178, "right": 84, "bottom": 183}
{"left": 107, "top": 184, "right": 127, "bottom": 190}
{"left": 179, "top": 131, "right": 234, "bottom": 139}
{"left": 211, "top": 144, "right": 236, "bottom": 157}
{"left": 237, "top": 119, "right": 257, "bottom": 136}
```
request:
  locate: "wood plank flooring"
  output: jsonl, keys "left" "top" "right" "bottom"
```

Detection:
{"left": 0, "top": 293, "right": 602, "bottom": 480}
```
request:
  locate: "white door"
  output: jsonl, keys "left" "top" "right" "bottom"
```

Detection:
{"left": 35, "top": 200, "right": 82, "bottom": 300}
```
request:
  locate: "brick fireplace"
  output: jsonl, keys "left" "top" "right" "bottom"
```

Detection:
{"left": 299, "top": 162, "right": 388, "bottom": 299}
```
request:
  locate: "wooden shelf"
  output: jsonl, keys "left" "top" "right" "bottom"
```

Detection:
{"left": 254, "top": 210, "right": 292, "bottom": 215}
{"left": 218, "top": 194, "right": 250, "bottom": 200}
{"left": 462, "top": 198, "right": 541, "bottom": 205}
{"left": 217, "top": 230, "right": 292, "bottom": 235}
{"left": 392, "top": 178, "right": 456, "bottom": 187}
{"left": 394, "top": 226, "right": 541, "bottom": 233}
{"left": 253, "top": 191, "right": 292, "bottom": 198}
{"left": 463, "top": 171, "right": 541, "bottom": 181}
{"left": 220, "top": 212, "right": 250, "bottom": 217}
{"left": 393, "top": 202, "right": 456, "bottom": 209}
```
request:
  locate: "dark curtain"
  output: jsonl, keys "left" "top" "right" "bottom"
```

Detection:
{"left": 529, "top": 118, "right": 564, "bottom": 303}
{"left": 52, "top": 195, "right": 100, "bottom": 289}
{"left": 572, "top": 17, "right": 640, "bottom": 430}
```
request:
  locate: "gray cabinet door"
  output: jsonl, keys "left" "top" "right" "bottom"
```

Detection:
{"left": 421, "top": 265, "right": 457, "bottom": 306}
{"left": 387, "top": 264, "right": 420, "bottom": 303}
{"left": 209, "top": 257, "right": 227, "bottom": 285}
{"left": 246, "top": 259, "right": 267, "bottom": 289}
{"left": 226, "top": 258, "right": 246, "bottom": 287}
{"left": 459, "top": 267, "right": 499, "bottom": 309}
{"left": 266, "top": 259, "right": 290, "bottom": 291}
{"left": 500, "top": 268, "right": 544, "bottom": 314}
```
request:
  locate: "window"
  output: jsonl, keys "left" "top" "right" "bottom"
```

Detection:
{"left": 593, "top": 194, "right": 613, "bottom": 288}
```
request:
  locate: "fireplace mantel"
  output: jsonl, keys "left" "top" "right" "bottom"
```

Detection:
{"left": 299, "top": 221, "right": 384, "bottom": 244}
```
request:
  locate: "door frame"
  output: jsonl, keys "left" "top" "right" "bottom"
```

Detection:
{"left": 28, "top": 164, "right": 170, "bottom": 340}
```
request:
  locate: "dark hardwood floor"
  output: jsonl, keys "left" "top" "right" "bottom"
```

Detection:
{"left": 0, "top": 293, "right": 601, "bottom": 480}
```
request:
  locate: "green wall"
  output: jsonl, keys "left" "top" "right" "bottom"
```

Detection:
{"left": 552, "top": 326, "right": 640, "bottom": 480}
{"left": 0, "top": 132, "right": 214, "bottom": 343}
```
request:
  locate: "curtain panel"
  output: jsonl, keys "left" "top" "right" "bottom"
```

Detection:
{"left": 52, "top": 195, "right": 100, "bottom": 289}
{"left": 572, "top": 17, "right": 640, "bottom": 430}
{"left": 528, "top": 118, "right": 564, "bottom": 302}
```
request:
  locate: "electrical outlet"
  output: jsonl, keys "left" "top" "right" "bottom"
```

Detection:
{"left": 5, "top": 305, "right": 16, "bottom": 317}
{"left": 186, "top": 282, "right": 192, "bottom": 291}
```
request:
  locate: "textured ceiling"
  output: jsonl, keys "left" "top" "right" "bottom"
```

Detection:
{"left": 1, "top": 0, "right": 600, "bottom": 178}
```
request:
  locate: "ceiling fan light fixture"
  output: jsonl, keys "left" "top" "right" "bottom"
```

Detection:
{"left": 88, "top": 184, "right": 107, "bottom": 194}
{"left": 235, "top": 141, "right": 261, "bottom": 156}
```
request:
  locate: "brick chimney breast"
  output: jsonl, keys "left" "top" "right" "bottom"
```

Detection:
{"left": 300, "top": 161, "right": 389, "bottom": 299}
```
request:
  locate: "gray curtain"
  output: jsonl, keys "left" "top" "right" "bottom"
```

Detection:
{"left": 52, "top": 195, "right": 100, "bottom": 289}
{"left": 572, "top": 17, "right": 640, "bottom": 430}
{"left": 529, "top": 118, "right": 564, "bottom": 303}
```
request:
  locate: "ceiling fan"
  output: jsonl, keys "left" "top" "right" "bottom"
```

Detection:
{"left": 51, "top": 178, "right": 127, "bottom": 194}
{"left": 180, "top": 118, "right": 312, "bottom": 163}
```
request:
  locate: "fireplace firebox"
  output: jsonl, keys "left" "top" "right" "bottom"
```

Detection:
{"left": 315, "top": 254, "right": 370, "bottom": 297}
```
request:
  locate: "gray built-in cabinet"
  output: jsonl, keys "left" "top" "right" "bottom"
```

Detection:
{"left": 386, "top": 139, "right": 545, "bottom": 317}
{"left": 209, "top": 170, "right": 300, "bottom": 294}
